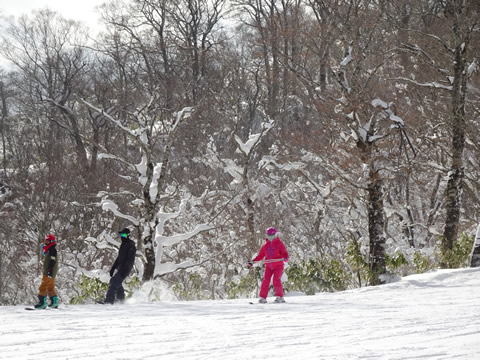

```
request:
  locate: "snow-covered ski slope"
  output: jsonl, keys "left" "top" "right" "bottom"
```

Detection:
{"left": 1, "top": 268, "right": 479, "bottom": 360}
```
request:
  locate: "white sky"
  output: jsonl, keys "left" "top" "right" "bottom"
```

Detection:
{"left": 1, "top": 0, "right": 106, "bottom": 32}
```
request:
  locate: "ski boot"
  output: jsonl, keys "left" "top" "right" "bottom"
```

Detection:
{"left": 258, "top": 297, "right": 267, "bottom": 304}
{"left": 34, "top": 295, "right": 47, "bottom": 309}
{"left": 49, "top": 295, "right": 59, "bottom": 308}
{"left": 274, "top": 296, "right": 285, "bottom": 303}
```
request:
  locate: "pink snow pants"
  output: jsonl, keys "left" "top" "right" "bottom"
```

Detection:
{"left": 259, "top": 265, "right": 284, "bottom": 299}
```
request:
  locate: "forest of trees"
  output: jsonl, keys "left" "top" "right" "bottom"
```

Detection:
{"left": 0, "top": 0, "right": 479, "bottom": 305}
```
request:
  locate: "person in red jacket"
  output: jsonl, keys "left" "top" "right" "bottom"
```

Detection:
{"left": 248, "top": 227, "right": 289, "bottom": 303}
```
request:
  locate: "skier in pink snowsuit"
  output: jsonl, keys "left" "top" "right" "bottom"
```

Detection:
{"left": 248, "top": 227, "right": 289, "bottom": 303}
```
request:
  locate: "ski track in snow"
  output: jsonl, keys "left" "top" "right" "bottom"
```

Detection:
{"left": 1, "top": 268, "right": 480, "bottom": 360}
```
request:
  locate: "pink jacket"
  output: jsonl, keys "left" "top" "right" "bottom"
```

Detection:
{"left": 253, "top": 237, "right": 289, "bottom": 269}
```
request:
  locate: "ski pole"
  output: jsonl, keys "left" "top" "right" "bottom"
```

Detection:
{"left": 263, "top": 258, "right": 285, "bottom": 264}
{"left": 250, "top": 258, "right": 285, "bottom": 266}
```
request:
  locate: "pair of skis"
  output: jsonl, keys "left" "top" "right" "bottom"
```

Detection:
{"left": 249, "top": 258, "right": 287, "bottom": 304}
{"left": 249, "top": 300, "right": 286, "bottom": 304}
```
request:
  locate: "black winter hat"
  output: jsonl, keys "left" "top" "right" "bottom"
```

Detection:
{"left": 119, "top": 228, "right": 130, "bottom": 235}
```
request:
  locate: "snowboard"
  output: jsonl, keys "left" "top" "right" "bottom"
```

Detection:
{"left": 95, "top": 300, "right": 114, "bottom": 305}
{"left": 25, "top": 306, "right": 59, "bottom": 310}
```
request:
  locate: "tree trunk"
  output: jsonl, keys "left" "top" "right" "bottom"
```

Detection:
{"left": 142, "top": 201, "right": 157, "bottom": 281}
{"left": 404, "top": 172, "right": 415, "bottom": 248}
{"left": 471, "top": 224, "right": 480, "bottom": 267}
{"left": 368, "top": 171, "right": 386, "bottom": 285}
{"left": 247, "top": 197, "right": 256, "bottom": 250}
{"left": 0, "top": 81, "right": 7, "bottom": 175}
{"left": 143, "top": 233, "right": 156, "bottom": 281}
{"left": 242, "top": 153, "right": 256, "bottom": 251}
{"left": 441, "top": 24, "right": 468, "bottom": 265}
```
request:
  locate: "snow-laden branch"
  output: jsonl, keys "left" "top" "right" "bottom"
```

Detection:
{"left": 340, "top": 45, "right": 353, "bottom": 66}
{"left": 389, "top": 77, "right": 453, "bottom": 91}
{"left": 234, "top": 119, "right": 273, "bottom": 156}
{"left": 325, "top": 161, "right": 367, "bottom": 191}
{"left": 136, "top": 154, "right": 148, "bottom": 187}
{"left": 150, "top": 194, "right": 215, "bottom": 276}
{"left": 235, "top": 133, "right": 261, "bottom": 155}
{"left": 141, "top": 106, "right": 193, "bottom": 203}
{"left": 153, "top": 222, "right": 243, "bottom": 278}
{"left": 154, "top": 221, "right": 215, "bottom": 276}
{"left": 96, "top": 190, "right": 136, "bottom": 198}
{"left": 156, "top": 223, "right": 214, "bottom": 248}
{"left": 346, "top": 112, "right": 387, "bottom": 144}
{"left": 44, "top": 97, "right": 74, "bottom": 116}
{"left": 172, "top": 107, "right": 194, "bottom": 133}
{"left": 467, "top": 59, "right": 478, "bottom": 78}
{"left": 262, "top": 156, "right": 334, "bottom": 197}
{"left": 425, "top": 161, "right": 448, "bottom": 173}
{"left": 101, "top": 199, "right": 139, "bottom": 225}
{"left": 98, "top": 153, "right": 136, "bottom": 171}
{"left": 80, "top": 98, "right": 143, "bottom": 138}
{"left": 371, "top": 99, "right": 405, "bottom": 128}
{"left": 222, "top": 158, "right": 243, "bottom": 184}
{"left": 149, "top": 163, "right": 163, "bottom": 200}
{"left": 155, "top": 199, "right": 188, "bottom": 236}
{"left": 403, "top": 31, "right": 454, "bottom": 54}
{"left": 155, "top": 261, "right": 195, "bottom": 276}
{"left": 259, "top": 156, "right": 307, "bottom": 172}
{"left": 84, "top": 235, "right": 124, "bottom": 252}
{"left": 299, "top": 169, "right": 331, "bottom": 195}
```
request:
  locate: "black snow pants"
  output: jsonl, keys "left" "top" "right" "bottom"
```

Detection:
{"left": 104, "top": 273, "right": 126, "bottom": 304}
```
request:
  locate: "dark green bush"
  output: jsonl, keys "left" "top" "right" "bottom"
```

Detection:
{"left": 227, "top": 267, "right": 262, "bottom": 299}
{"left": 284, "top": 257, "right": 350, "bottom": 295}
{"left": 69, "top": 274, "right": 141, "bottom": 304}
{"left": 440, "top": 233, "right": 474, "bottom": 269}
{"left": 70, "top": 274, "right": 108, "bottom": 304}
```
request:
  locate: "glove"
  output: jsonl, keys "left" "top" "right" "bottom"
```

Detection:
{"left": 109, "top": 267, "right": 115, "bottom": 277}
{"left": 247, "top": 261, "right": 253, "bottom": 268}
{"left": 47, "top": 269, "right": 53, "bottom": 278}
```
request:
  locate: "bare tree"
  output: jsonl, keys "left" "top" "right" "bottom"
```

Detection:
{"left": 390, "top": 0, "right": 480, "bottom": 264}
{"left": 1, "top": 10, "right": 93, "bottom": 173}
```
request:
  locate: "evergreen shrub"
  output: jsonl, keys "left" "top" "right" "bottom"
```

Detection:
{"left": 69, "top": 274, "right": 141, "bottom": 304}
{"left": 284, "top": 257, "right": 349, "bottom": 295}
{"left": 440, "top": 233, "right": 474, "bottom": 269}
{"left": 226, "top": 267, "right": 262, "bottom": 299}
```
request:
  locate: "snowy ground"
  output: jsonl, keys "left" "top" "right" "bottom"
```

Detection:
{"left": 1, "top": 268, "right": 479, "bottom": 360}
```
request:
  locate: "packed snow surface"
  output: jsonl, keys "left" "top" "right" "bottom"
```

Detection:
{"left": 1, "top": 268, "right": 480, "bottom": 359}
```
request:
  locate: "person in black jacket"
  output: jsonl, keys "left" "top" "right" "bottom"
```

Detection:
{"left": 102, "top": 228, "right": 136, "bottom": 304}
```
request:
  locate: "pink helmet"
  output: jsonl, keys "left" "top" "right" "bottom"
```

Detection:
{"left": 266, "top": 227, "right": 277, "bottom": 235}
